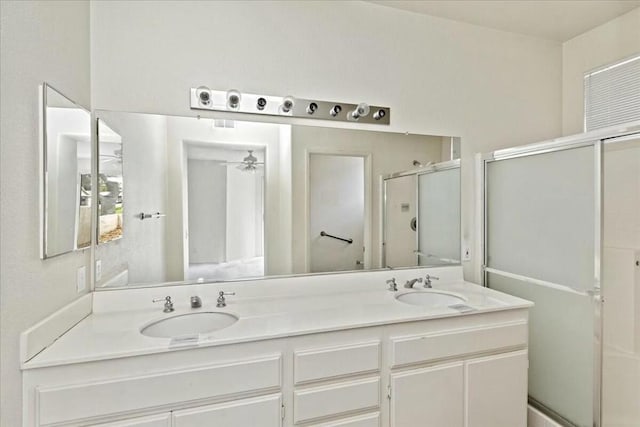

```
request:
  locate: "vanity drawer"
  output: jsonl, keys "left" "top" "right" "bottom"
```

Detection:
{"left": 36, "top": 355, "right": 281, "bottom": 426}
{"left": 390, "top": 322, "right": 527, "bottom": 368}
{"left": 92, "top": 413, "right": 171, "bottom": 427}
{"left": 294, "top": 341, "right": 380, "bottom": 384}
{"left": 309, "top": 412, "right": 380, "bottom": 427}
{"left": 172, "top": 393, "right": 282, "bottom": 427}
{"left": 293, "top": 377, "right": 380, "bottom": 424}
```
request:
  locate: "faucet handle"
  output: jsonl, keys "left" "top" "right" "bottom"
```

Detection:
{"left": 216, "top": 291, "right": 235, "bottom": 308}
{"left": 153, "top": 296, "right": 174, "bottom": 313}
{"left": 386, "top": 278, "right": 397, "bottom": 292}
{"left": 424, "top": 274, "right": 440, "bottom": 288}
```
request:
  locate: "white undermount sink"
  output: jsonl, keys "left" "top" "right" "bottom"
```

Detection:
{"left": 141, "top": 312, "right": 238, "bottom": 338}
{"left": 396, "top": 290, "right": 466, "bottom": 308}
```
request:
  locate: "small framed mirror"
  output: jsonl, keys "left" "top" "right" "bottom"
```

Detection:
{"left": 39, "top": 83, "right": 92, "bottom": 259}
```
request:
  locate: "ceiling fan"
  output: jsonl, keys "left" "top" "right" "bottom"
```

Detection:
{"left": 221, "top": 150, "right": 264, "bottom": 172}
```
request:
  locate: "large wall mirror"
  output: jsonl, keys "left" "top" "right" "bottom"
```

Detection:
{"left": 94, "top": 110, "right": 461, "bottom": 288}
{"left": 40, "top": 84, "right": 92, "bottom": 259}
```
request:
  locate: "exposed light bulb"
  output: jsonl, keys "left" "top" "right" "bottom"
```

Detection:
{"left": 256, "top": 97, "right": 267, "bottom": 111}
{"left": 196, "top": 86, "right": 212, "bottom": 106}
{"left": 350, "top": 103, "right": 370, "bottom": 120}
{"left": 330, "top": 105, "right": 342, "bottom": 117}
{"left": 281, "top": 96, "right": 295, "bottom": 113}
{"left": 226, "top": 89, "right": 241, "bottom": 110}
{"left": 373, "top": 109, "right": 386, "bottom": 120}
{"left": 306, "top": 102, "right": 318, "bottom": 115}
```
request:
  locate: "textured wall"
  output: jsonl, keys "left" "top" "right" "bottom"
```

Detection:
{"left": 0, "top": 2, "right": 91, "bottom": 426}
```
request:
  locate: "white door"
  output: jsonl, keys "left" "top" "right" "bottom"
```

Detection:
{"left": 172, "top": 394, "right": 282, "bottom": 427}
{"left": 309, "top": 154, "right": 365, "bottom": 273}
{"left": 390, "top": 362, "right": 464, "bottom": 427}
{"left": 384, "top": 175, "right": 417, "bottom": 268}
{"left": 187, "top": 159, "right": 226, "bottom": 264}
{"left": 466, "top": 351, "right": 528, "bottom": 427}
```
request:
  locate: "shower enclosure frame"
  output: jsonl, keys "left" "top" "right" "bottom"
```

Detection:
{"left": 381, "top": 158, "right": 461, "bottom": 268}
{"left": 480, "top": 121, "right": 640, "bottom": 427}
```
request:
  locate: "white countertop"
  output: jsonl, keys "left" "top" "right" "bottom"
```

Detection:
{"left": 23, "top": 267, "right": 532, "bottom": 369}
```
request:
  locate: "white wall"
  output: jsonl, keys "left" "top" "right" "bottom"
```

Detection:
{"left": 0, "top": 1, "right": 91, "bottom": 426}
{"left": 562, "top": 7, "right": 640, "bottom": 135}
{"left": 90, "top": 0, "right": 563, "bottom": 283}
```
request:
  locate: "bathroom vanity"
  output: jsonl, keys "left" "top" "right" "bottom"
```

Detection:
{"left": 22, "top": 267, "right": 531, "bottom": 427}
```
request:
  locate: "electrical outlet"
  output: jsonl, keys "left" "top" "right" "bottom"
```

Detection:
{"left": 463, "top": 247, "right": 471, "bottom": 262}
{"left": 76, "top": 266, "right": 86, "bottom": 293}
{"left": 95, "top": 260, "right": 102, "bottom": 281}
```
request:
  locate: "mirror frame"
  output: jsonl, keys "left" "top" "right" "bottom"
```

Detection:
{"left": 39, "top": 82, "right": 92, "bottom": 259}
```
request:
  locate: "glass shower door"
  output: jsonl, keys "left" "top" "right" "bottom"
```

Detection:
{"left": 484, "top": 143, "right": 600, "bottom": 427}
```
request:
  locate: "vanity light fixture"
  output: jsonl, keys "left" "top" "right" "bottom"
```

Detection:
{"left": 350, "top": 103, "right": 370, "bottom": 120}
{"left": 306, "top": 102, "right": 318, "bottom": 115}
{"left": 281, "top": 96, "right": 295, "bottom": 113}
{"left": 189, "top": 87, "right": 390, "bottom": 125}
{"left": 373, "top": 109, "right": 386, "bottom": 120}
{"left": 226, "top": 89, "right": 241, "bottom": 110}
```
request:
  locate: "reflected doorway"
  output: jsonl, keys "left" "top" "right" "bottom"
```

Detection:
{"left": 308, "top": 153, "right": 367, "bottom": 273}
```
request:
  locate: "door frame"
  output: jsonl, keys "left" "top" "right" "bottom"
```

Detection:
{"left": 303, "top": 149, "right": 372, "bottom": 273}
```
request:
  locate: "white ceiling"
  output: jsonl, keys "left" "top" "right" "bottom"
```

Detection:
{"left": 368, "top": 1, "right": 640, "bottom": 42}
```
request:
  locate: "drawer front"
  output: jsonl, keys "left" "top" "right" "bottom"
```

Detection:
{"left": 92, "top": 413, "right": 171, "bottom": 427}
{"left": 294, "top": 377, "right": 380, "bottom": 424}
{"left": 294, "top": 341, "right": 380, "bottom": 384}
{"left": 172, "top": 394, "right": 282, "bottom": 427}
{"left": 37, "top": 355, "right": 281, "bottom": 426}
{"left": 310, "top": 412, "right": 380, "bottom": 427}
{"left": 391, "top": 322, "right": 527, "bottom": 368}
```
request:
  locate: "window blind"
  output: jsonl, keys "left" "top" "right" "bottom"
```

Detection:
{"left": 584, "top": 54, "right": 640, "bottom": 132}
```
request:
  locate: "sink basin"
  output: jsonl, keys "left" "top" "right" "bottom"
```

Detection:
{"left": 396, "top": 290, "right": 466, "bottom": 308}
{"left": 141, "top": 312, "right": 238, "bottom": 338}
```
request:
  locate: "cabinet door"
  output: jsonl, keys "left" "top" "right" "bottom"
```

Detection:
{"left": 466, "top": 350, "right": 528, "bottom": 427}
{"left": 390, "top": 362, "right": 464, "bottom": 427}
{"left": 172, "top": 393, "right": 281, "bottom": 427}
{"left": 91, "top": 413, "right": 170, "bottom": 427}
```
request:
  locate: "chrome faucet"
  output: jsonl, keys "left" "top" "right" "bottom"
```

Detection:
{"left": 190, "top": 296, "right": 202, "bottom": 308}
{"left": 386, "top": 278, "right": 398, "bottom": 292}
{"left": 404, "top": 277, "right": 423, "bottom": 288}
{"left": 216, "top": 291, "right": 235, "bottom": 308}
{"left": 152, "top": 296, "right": 174, "bottom": 313}
{"left": 424, "top": 274, "right": 440, "bottom": 288}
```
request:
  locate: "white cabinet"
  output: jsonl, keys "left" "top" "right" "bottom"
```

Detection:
{"left": 172, "top": 393, "right": 282, "bottom": 427}
{"left": 465, "top": 350, "right": 528, "bottom": 427}
{"left": 390, "top": 362, "right": 464, "bottom": 427}
{"left": 23, "top": 309, "right": 529, "bottom": 427}
{"left": 92, "top": 413, "right": 171, "bottom": 427}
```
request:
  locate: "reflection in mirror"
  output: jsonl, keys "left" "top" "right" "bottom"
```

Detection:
{"left": 382, "top": 161, "right": 461, "bottom": 268}
{"left": 40, "top": 84, "right": 92, "bottom": 258}
{"left": 94, "top": 111, "right": 461, "bottom": 288}
{"left": 97, "top": 120, "right": 123, "bottom": 243}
